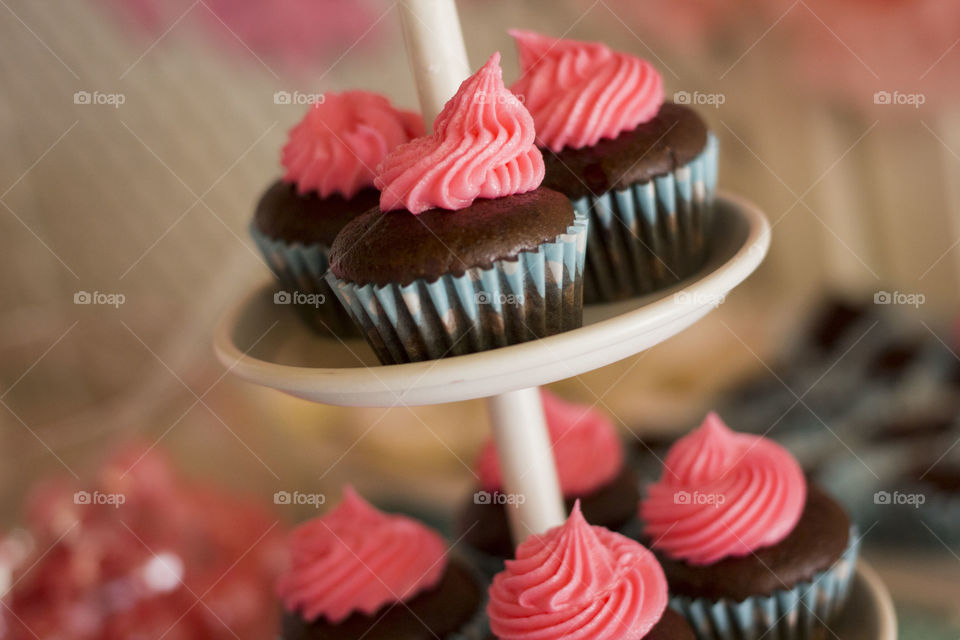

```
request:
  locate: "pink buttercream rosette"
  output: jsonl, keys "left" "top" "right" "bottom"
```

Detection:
{"left": 488, "top": 503, "right": 668, "bottom": 640}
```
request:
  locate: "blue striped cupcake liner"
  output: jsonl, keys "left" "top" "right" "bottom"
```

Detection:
{"left": 671, "top": 527, "right": 860, "bottom": 640}
{"left": 249, "top": 224, "right": 358, "bottom": 335}
{"left": 572, "top": 133, "right": 718, "bottom": 303}
{"left": 326, "top": 212, "right": 589, "bottom": 365}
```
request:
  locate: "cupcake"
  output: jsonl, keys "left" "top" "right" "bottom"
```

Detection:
{"left": 326, "top": 53, "right": 588, "bottom": 364}
{"left": 509, "top": 31, "right": 718, "bottom": 302}
{"left": 252, "top": 91, "right": 424, "bottom": 334}
{"left": 487, "top": 502, "right": 696, "bottom": 639}
{"left": 639, "top": 413, "right": 859, "bottom": 640}
{"left": 277, "top": 487, "right": 485, "bottom": 639}
{"left": 458, "top": 390, "right": 639, "bottom": 575}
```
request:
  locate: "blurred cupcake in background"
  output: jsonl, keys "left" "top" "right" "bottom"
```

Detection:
{"left": 457, "top": 390, "right": 638, "bottom": 577}
{"left": 252, "top": 91, "right": 423, "bottom": 335}
{"left": 510, "top": 30, "right": 718, "bottom": 302}
{"left": 328, "top": 54, "right": 588, "bottom": 364}
{"left": 277, "top": 487, "right": 486, "bottom": 639}
{"left": 2, "top": 442, "right": 286, "bottom": 640}
{"left": 486, "top": 502, "right": 696, "bottom": 639}
{"left": 639, "top": 413, "right": 859, "bottom": 640}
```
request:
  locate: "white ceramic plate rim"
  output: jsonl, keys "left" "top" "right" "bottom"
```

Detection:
{"left": 214, "top": 192, "right": 771, "bottom": 406}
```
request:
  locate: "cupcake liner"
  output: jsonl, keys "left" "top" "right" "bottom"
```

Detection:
{"left": 250, "top": 224, "right": 358, "bottom": 336}
{"left": 326, "top": 212, "right": 589, "bottom": 364}
{"left": 448, "top": 559, "right": 492, "bottom": 640}
{"left": 671, "top": 527, "right": 860, "bottom": 640}
{"left": 573, "top": 133, "right": 718, "bottom": 303}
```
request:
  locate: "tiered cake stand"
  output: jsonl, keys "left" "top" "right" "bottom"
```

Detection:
{"left": 214, "top": 2, "right": 896, "bottom": 637}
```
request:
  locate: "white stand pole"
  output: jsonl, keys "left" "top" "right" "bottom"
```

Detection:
{"left": 486, "top": 388, "right": 566, "bottom": 543}
{"left": 397, "top": 0, "right": 564, "bottom": 545}
{"left": 398, "top": 0, "right": 471, "bottom": 125}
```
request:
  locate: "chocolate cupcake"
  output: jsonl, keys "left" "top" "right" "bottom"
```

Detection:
{"left": 277, "top": 487, "right": 485, "bottom": 639}
{"left": 327, "top": 54, "right": 588, "bottom": 364}
{"left": 639, "top": 414, "right": 859, "bottom": 640}
{"left": 458, "top": 390, "right": 639, "bottom": 576}
{"left": 252, "top": 91, "right": 423, "bottom": 334}
{"left": 487, "top": 503, "right": 696, "bottom": 639}
{"left": 509, "top": 31, "right": 717, "bottom": 302}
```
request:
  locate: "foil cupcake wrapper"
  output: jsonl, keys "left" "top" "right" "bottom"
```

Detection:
{"left": 249, "top": 224, "right": 358, "bottom": 336}
{"left": 573, "top": 132, "right": 718, "bottom": 303}
{"left": 671, "top": 527, "right": 860, "bottom": 640}
{"left": 449, "top": 558, "right": 492, "bottom": 640}
{"left": 326, "top": 212, "right": 589, "bottom": 364}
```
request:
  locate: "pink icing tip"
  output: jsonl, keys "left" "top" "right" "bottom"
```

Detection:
{"left": 276, "top": 486, "right": 447, "bottom": 623}
{"left": 488, "top": 502, "right": 668, "bottom": 640}
{"left": 476, "top": 390, "right": 624, "bottom": 497}
{"left": 509, "top": 29, "right": 664, "bottom": 152}
{"left": 281, "top": 90, "right": 424, "bottom": 199}
{"left": 375, "top": 52, "right": 545, "bottom": 214}
{"left": 640, "top": 413, "right": 807, "bottom": 566}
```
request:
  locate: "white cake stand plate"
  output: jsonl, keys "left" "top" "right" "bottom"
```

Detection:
{"left": 214, "top": 192, "right": 770, "bottom": 406}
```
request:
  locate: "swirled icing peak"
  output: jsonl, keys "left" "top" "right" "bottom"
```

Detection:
{"left": 640, "top": 413, "right": 807, "bottom": 566}
{"left": 375, "top": 53, "right": 545, "bottom": 214}
{"left": 488, "top": 502, "right": 667, "bottom": 640}
{"left": 476, "top": 390, "right": 624, "bottom": 496}
{"left": 276, "top": 486, "right": 447, "bottom": 623}
{"left": 282, "top": 91, "right": 424, "bottom": 199}
{"left": 509, "top": 30, "right": 664, "bottom": 152}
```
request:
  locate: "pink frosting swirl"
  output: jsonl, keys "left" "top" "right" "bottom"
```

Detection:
{"left": 375, "top": 53, "right": 545, "bottom": 214}
{"left": 641, "top": 413, "right": 807, "bottom": 566}
{"left": 276, "top": 487, "right": 447, "bottom": 623}
{"left": 476, "top": 390, "right": 624, "bottom": 496}
{"left": 282, "top": 90, "right": 424, "bottom": 199}
{"left": 488, "top": 502, "right": 668, "bottom": 640}
{"left": 509, "top": 30, "right": 664, "bottom": 152}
